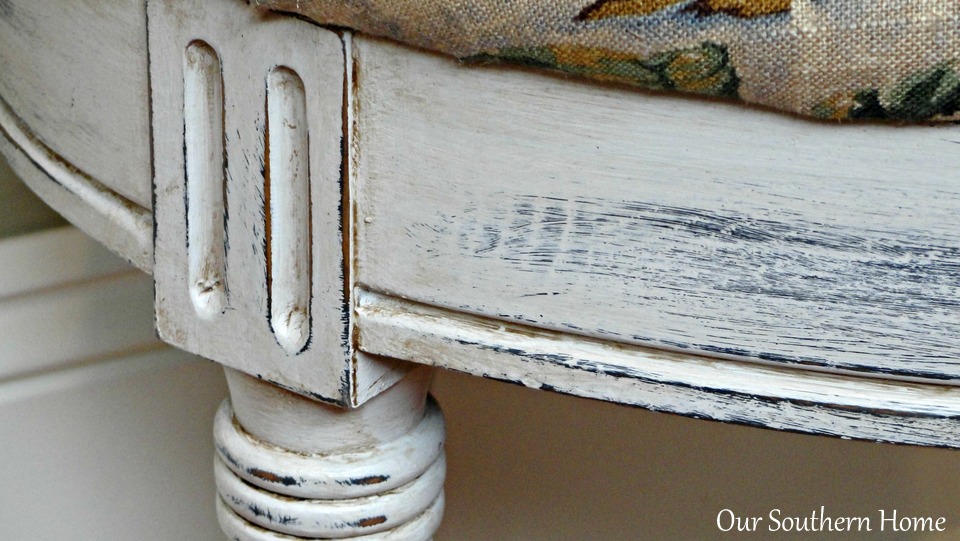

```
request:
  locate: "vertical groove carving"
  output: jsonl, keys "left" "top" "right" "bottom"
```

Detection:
{"left": 183, "top": 41, "right": 227, "bottom": 318}
{"left": 265, "top": 67, "right": 311, "bottom": 354}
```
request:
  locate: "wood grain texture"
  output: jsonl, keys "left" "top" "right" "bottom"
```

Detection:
{"left": 356, "top": 289, "right": 960, "bottom": 447}
{"left": 352, "top": 37, "right": 960, "bottom": 382}
{"left": 216, "top": 495, "right": 445, "bottom": 541}
{"left": 0, "top": 0, "right": 152, "bottom": 207}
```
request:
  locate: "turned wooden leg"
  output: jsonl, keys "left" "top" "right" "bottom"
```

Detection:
{"left": 213, "top": 367, "right": 445, "bottom": 540}
{"left": 147, "top": 2, "right": 447, "bottom": 537}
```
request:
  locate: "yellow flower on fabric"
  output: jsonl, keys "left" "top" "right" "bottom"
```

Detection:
{"left": 576, "top": 0, "right": 791, "bottom": 20}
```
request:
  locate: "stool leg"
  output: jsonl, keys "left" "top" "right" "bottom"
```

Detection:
{"left": 213, "top": 366, "right": 445, "bottom": 540}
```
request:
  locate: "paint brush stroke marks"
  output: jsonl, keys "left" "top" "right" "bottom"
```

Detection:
{"left": 252, "top": 0, "right": 960, "bottom": 120}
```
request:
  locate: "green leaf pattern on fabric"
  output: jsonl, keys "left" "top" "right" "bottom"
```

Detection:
{"left": 468, "top": 42, "right": 740, "bottom": 99}
{"left": 252, "top": 0, "right": 960, "bottom": 122}
{"left": 814, "top": 63, "right": 960, "bottom": 121}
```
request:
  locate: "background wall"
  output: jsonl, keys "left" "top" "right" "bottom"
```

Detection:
{"left": 433, "top": 371, "right": 960, "bottom": 540}
{"left": 2, "top": 156, "right": 960, "bottom": 540}
{"left": 0, "top": 153, "right": 65, "bottom": 237}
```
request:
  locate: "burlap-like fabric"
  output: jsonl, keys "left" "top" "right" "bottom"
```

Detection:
{"left": 252, "top": 0, "right": 960, "bottom": 121}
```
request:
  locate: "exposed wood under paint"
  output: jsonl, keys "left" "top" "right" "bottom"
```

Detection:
{"left": 217, "top": 366, "right": 445, "bottom": 539}
{"left": 356, "top": 288, "right": 960, "bottom": 448}
{"left": 3, "top": 0, "right": 960, "bottom": 451}
{"left": 352, "top": 36, "right": 960, "bottom": 382}
{"left": 150, "top": 0, "right": 352, "bottom": 404}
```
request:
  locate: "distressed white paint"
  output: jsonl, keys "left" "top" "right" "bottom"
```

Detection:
{"left": 223, "top": 366, "right": 434, "bottom": 454}
{"left": 215, "top": 457, "right": 445, "bottom": 538}
{"left": 341, "top": 31, "right": 417, "bottom": 406}
{"left": 213, "top": 396, "right": 445, "bottom": 499}
{"left": 216, "top": 495, "right": 445, "bottom": 541}
{"left": 150, "top": 0, "right": 351, "bottom": 404}
{"left": 217, "top": 368, "right": 445, "bottom": 539}
{"left": 0, "top": 0, "right": 152, "bottom": 207}
{"left": 8, "top": 5, "right": 960, "bottom": 538}
{"left": 0, "top": 146, "right": 66, "bottom": 238}
{"left": 351, "top": 37, "right": 960, "bottom": 383}
{"left": 0, "top": 0, "right": 152, "bottom": 269}
{"left": 183, "top": 40, "right": 228, "bottom": 318}
{"left": 0, "top": 97, "right": 152, "bottom": 271}
{"left": 266, "top": 67, "right": 313, "bottom": 354}
{"left": 356, "top": 289, "right": 960, "bottom": 447}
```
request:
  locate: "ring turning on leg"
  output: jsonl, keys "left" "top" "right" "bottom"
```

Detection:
{"left": 214, "top": 368, "right": 445, "bottom": 540}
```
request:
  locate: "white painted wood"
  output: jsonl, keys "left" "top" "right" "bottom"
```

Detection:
{"left": 340, "top": 32, "right": 417, "bottom": 407}
{"left": 0, "top": 0, "right": 151, "bottom": 208}
{"left": 266, "top": 67, "right": 314, "bottom": 355}
{"left": 216, "top": 495, "right": 445, "bottom": 541}
{"left": 356, "top": 289, "right": 960, "bottom": 447}
{"left": 224, "top": 366, "right": 434, "bottom": 454}
{"left": 213, "top": 396, "right": 444, "bottom": 499}
{"left": 351, "top": 36, "right": 960, "bottom": 383}
{"left": 183, "top": 41, "right": 229, "bottom": 318}
{"left": 0, "top": 227, "right": 160, "bottom": 382}
{"left": 7, "top": 1, "right": 960, "bottom": 535}
{"left": 215, "top": 456, "right": 445, "bottom": 538}
{"left": 353, "top": 352, "right": 420, "bottom": 406}
{"left": 0, "top": 97, "right": 153, "bottom": 271}
{"left": 150, "top": 0, "right": 353, "bottom": 404}
{"left": 217, "top": 368, "right": 445, "bottom": 539}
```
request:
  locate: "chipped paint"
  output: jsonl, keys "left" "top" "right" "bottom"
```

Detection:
{"left": 341, "top": 474, "right": 390, "bottom": 486}
{"left": 356, "top": 289, "right": 960, "bottom": 448}
{"left": 351, "top": 516, "right": 388, "bottom": 528}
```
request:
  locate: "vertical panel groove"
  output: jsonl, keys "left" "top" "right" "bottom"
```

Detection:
{"left": 266, "top": 67, "right": 312, "bottom": 354}
{"left": 183, "top": 41, "right": 227, "bottom": 318}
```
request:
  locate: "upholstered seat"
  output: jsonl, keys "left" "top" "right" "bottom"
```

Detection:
{"left": 255, "top": 0, "right": 960, "bottom": 121}
{"left": 4, "top": 1, "right": 960, "bottom": 538}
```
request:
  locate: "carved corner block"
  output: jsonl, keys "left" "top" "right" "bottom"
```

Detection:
{"left": 149, "top": 0, "right": 354, "bottom": 404}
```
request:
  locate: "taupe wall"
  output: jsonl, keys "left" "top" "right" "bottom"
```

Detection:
{"left": 0, "top": 154, "right": 64, "bottom": 239}
{"left": 432, "top": 370, "right": 960, "bottom": 540}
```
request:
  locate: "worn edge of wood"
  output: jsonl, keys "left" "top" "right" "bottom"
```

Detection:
{"left": 0, "top": 94, "right": 153, "bottom": 272}
{"left": 149, "top": 0, "right": 365, "bottom": 407}
{"left": 355, "top": 288, "right": 960, "bottom": 448}
{"left": 350, "top": 35, "right": 960, "bottom": 383}
{"left": 344, "top": 31, "right": 419, "bottom": 407}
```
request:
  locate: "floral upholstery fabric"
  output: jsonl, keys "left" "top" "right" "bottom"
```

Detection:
{"left": 252, "top": 0, "right": 960, "bottom": 121}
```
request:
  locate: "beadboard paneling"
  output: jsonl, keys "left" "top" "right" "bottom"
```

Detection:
{"left": 0, "top": 227, "right": 159, "bottom": 382}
